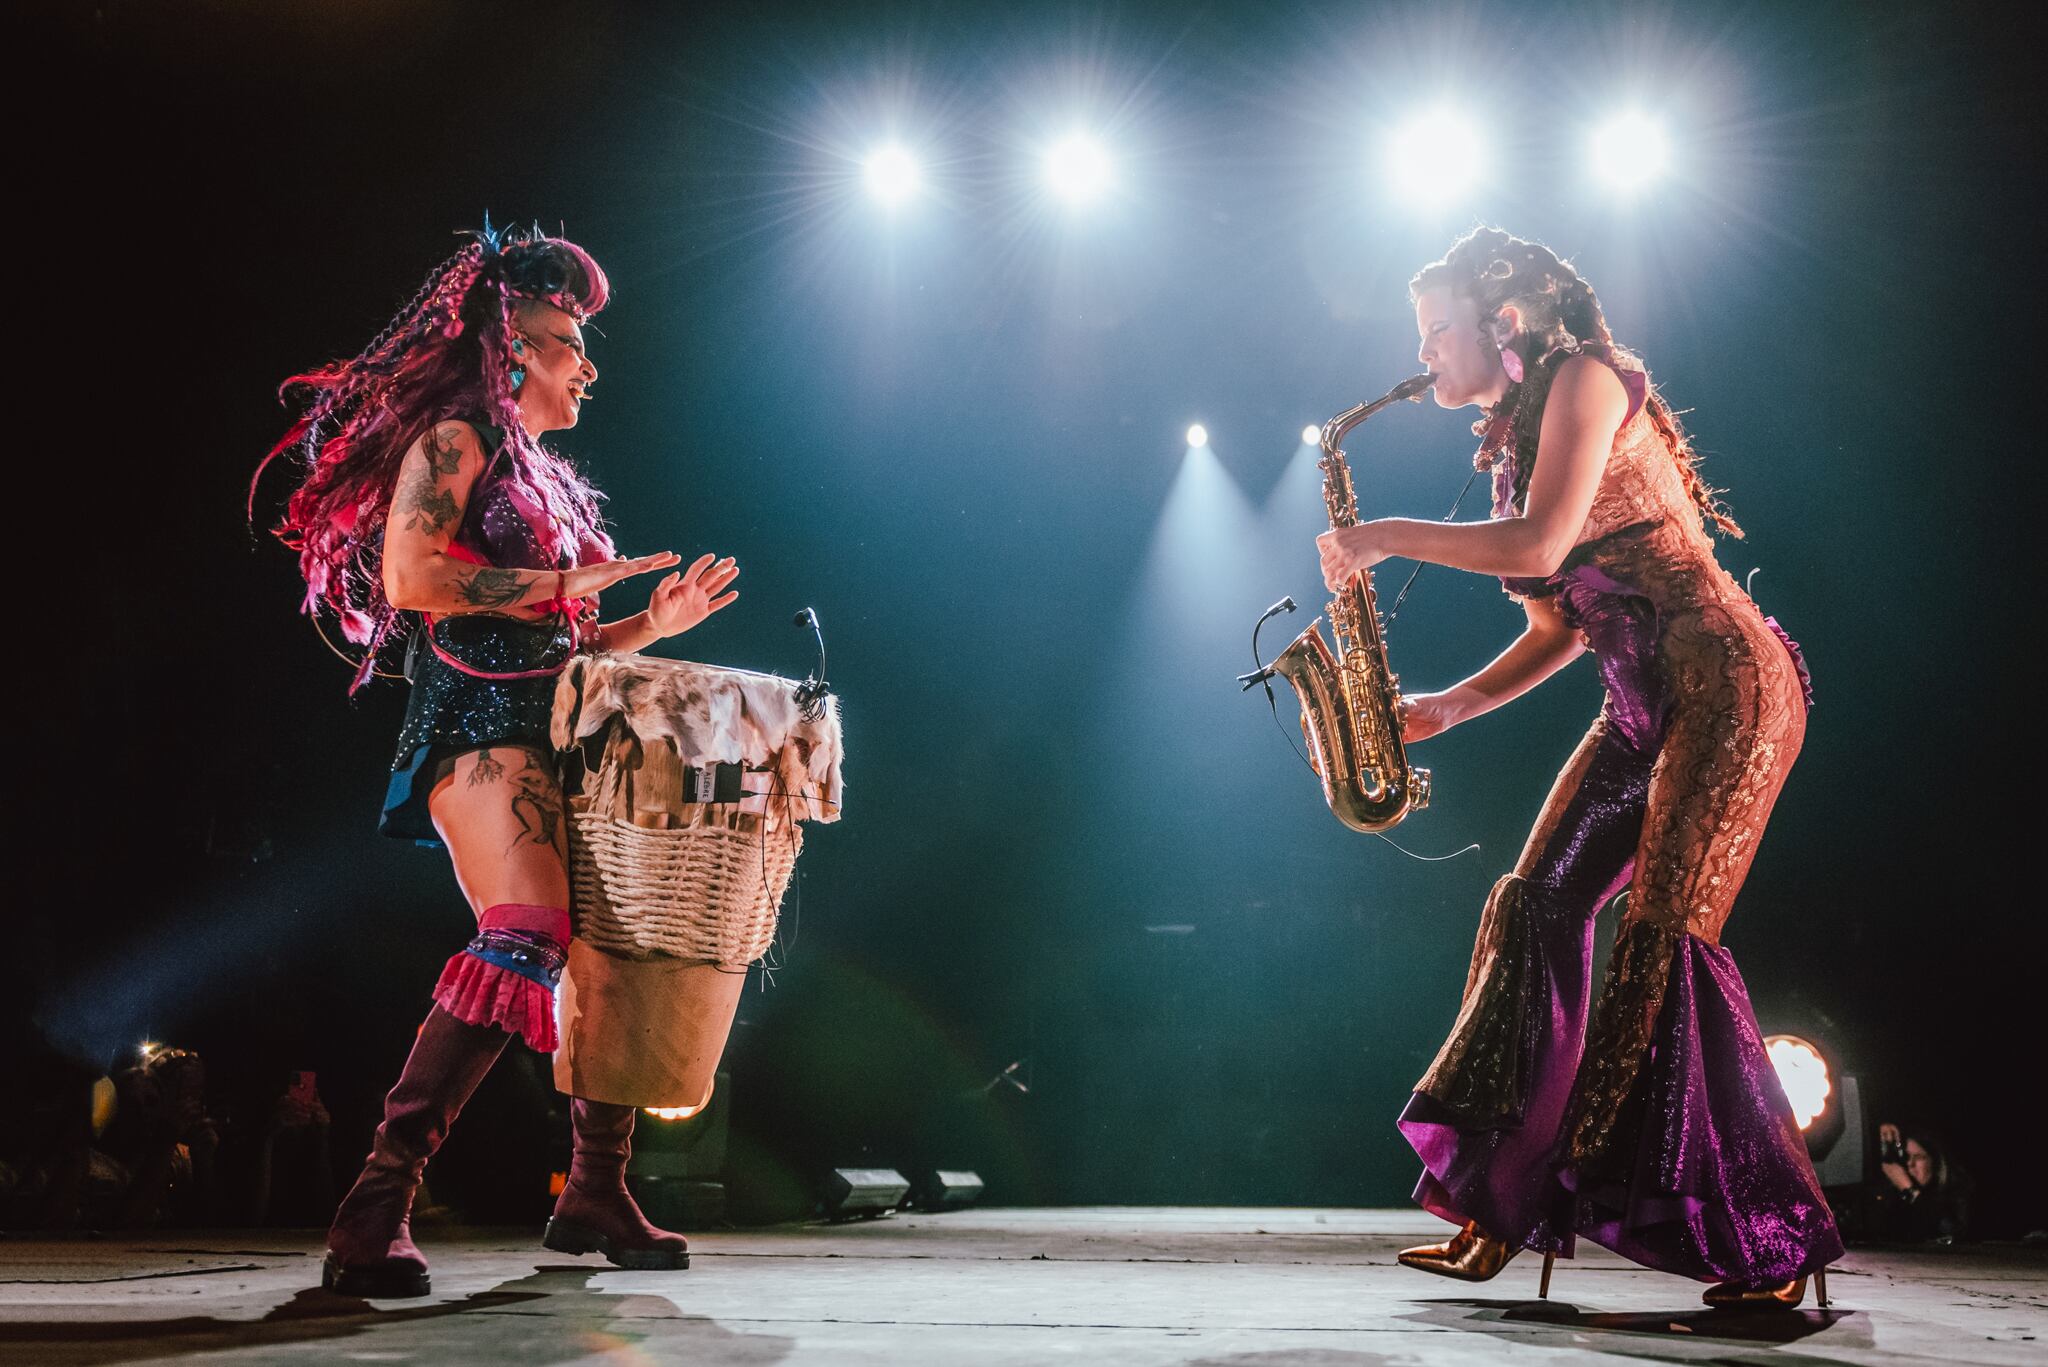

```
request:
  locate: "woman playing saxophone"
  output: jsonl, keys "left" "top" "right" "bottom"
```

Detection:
{"left": 1317, "top": 227, "right": 1837, "bottom": 1309}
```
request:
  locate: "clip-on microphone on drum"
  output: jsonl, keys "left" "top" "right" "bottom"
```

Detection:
{"left": 792, "top": 607, "right": 830, "bottom": 722}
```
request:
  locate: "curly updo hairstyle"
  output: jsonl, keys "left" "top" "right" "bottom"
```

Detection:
{"left": 1410, "top": 226, "right": 1741, "bottom": 537}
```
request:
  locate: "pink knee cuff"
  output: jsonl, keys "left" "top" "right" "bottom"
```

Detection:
{"left": 479, "top": 903, "right": 572, "bottom": 943}
{"left": 432, "top": 904, "right": 572, "bottom": 1052}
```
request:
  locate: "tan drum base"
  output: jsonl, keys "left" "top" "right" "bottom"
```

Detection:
{"left": 552, "top": 939, "right": 748, "bottom": 1109}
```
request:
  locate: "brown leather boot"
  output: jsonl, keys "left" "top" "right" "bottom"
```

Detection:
{"left": 543, "top": 1098, "right": 690, "bottom": 1270}
{"left": 322, "top": 1007, "right": 509, "bottom": 1297}
{"left": 1397, "top": 1220, "right": 1522, "bottom": 1282}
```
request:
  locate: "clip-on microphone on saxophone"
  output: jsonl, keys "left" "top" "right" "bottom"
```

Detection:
{"left": 1238, "top": 596, "right": 1298, "bottom": 691}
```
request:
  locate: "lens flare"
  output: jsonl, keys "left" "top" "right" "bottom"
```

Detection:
{"left": 1590, "top": 112, "right": 1671, "bottom": 190}
{"left": 1045, "top": 135, "right": 1111, "bottom": 203}
{"left": 862, "top": 144, "right": 922, "bottom": 205}
{"left": 1387, "top": 111, "right": 1486, "bottom": 208}
{"left": 1764, "top": 1034, "right": 1832, "bottom": 1131}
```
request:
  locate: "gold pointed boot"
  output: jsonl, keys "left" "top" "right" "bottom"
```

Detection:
{"left": 1703, "top": 1275, "right": 1808, "bottom": 1309}
{"left": 1396, "top": 1220, "right": 1521, "bottom": 1282}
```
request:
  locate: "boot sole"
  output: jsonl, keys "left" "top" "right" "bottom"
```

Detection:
{"left": 543, "top": 1217, "right": 690, "bottom": 1270}
{"left": 322, "top": 1254, "right": 431, "bottom": 1298}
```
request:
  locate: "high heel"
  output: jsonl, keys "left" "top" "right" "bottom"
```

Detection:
{"left": 1703, "top": 1274, "right": 1809, "bottom": 1309}
{"left": 1396, "top": 1220, "right": 1521, "bottom": 1282}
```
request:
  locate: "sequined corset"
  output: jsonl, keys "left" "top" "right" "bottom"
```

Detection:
{"left": 1496, "top": 355, "right": 1744, "bottom": 619}
{"left": 1495, "top": 351, "right": 1809, "bottom": 748}
{"left": 450, "top": 421, "right": 575, "bottom": 575}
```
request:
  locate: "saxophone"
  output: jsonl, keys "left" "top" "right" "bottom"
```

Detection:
{"left": 1270, "top": 372, "right": 1436, "bottom": 832}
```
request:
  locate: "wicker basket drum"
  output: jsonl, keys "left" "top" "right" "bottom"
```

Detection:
{"left": 548, "top": 654, "right": 843, "bottom": 1109}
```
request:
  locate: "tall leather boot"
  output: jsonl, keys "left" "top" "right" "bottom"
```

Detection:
{"left": 322, "top": 1006, "right": 510, "bottom": 1297}
{"left": 542, "top": 1098, "right": 690, "bottom": 1270}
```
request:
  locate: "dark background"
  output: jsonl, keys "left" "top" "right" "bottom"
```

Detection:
{"left": 19, "top": 0, "right": 2038, "bottom": 1231}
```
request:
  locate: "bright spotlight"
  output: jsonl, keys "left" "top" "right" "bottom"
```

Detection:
{"left": 1387, "top": 111, "right": 1485, "bottom": 207}
{"left": 862, "top": 144, "right": 921, "bottom": 206}
{"left": 1185, "top": 424, "right": 1209, "bottom": 448}
{"left": 1764, "top": 1034, "right": 1832, "bottom": 1131}
{"left": 1301, "top": 424, "right": 1320, "bottom": 446}
{"left": 642, "top": 1103, "right": 706, "bottom": 1121}
{"left": 1590, "top": 113, "right": 1671, "bottom": 190}
{"left": 1045, "top": 135, "right": 1111, "bottom": 203}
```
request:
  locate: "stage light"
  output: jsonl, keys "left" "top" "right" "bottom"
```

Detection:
{"left": 1301, "top": 425, "right": 1320, "bottom": 446}
{"left": 1589, "top": 112, "right": 1671, "bottom": 190}
{"left": 1387, "top": 110, "right": 1485, "bottom": 208}
{"left": 909, "top": 1169, "right": 986, "bottom": 1212}
{"left": 1185, "top": 424, "right": 1208, "bottom": 448}
{"left": 862, "top": 144, "right": 922, "bottom": 206}
{"left": 643, "top": 1104, "right": 707, "bottom": 1121}
{"left": 1044, "top": 135, "right": 1111, "bottom": 204}
{"left": 1764, "top": 1034, "right": 1832, "bottom": 1130}
{"left": 822, "top": 1167, "right": 910, "bottom": 1221}
{"left": 138, "top": 1041, "right": 160, "bottom": 1059}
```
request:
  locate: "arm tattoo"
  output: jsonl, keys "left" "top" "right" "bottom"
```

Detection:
{"left": 395, "top": 427, "right": 468, "bottom": 533}
{"left": 397, "top": 464, "right": 460, "bottom": 534}
{"left": 424, "top": 426, "right": 467, "bottom": 477}
{"left": 454, "top": 567, "right": 532, "bottom": 609}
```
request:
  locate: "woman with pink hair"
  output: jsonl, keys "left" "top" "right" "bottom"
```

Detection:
{"left": 259, "top": 223, "right": 740, "bottom": 1297}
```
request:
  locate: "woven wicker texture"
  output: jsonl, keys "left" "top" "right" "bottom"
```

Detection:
{"left": 568, "top": 802, "right": 801, "bottom": 968}
{"left": 555, "top": 654, "right": 839, "bottom": 971}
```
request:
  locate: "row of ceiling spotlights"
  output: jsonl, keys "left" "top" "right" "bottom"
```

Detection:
{"left": 863, "top": 110, "right": 1673, "bottom": 209}
{"left": 1185, "top": 425, "right": 1340, "bottom": 449}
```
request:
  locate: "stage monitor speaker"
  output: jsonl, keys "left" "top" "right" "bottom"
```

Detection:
{"left": 822, "top": 1167, "right": 909, "bottom": 1220}
{"left": 910, "top": 1169, "right": 985, "bottom": 1212}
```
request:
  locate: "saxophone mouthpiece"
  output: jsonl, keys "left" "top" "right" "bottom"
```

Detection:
{"left": 1398, "top": 372, "right": 1437, "bottom": 401}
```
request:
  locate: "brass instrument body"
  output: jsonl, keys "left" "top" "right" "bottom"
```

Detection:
{"left": 1272, "top": 373, "right": 1435, "bottom": 832}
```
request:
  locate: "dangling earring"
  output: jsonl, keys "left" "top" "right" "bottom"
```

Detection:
{"left": 1499, "top": 344, "right": 1524, "bottom": 384}
{"left": 510, "top": 366, "right": 526, "bottom": 390}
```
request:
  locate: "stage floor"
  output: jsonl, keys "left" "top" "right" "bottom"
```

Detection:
{"left": 2, "top": 1207, "right": 2042, "bottom": 1365}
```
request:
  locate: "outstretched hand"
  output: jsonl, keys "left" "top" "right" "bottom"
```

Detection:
{"left": 646, "top": 554, "right": 740, "bottom": 639}
{"left": 568, "top": 551, "right": 683, "bottom": 600}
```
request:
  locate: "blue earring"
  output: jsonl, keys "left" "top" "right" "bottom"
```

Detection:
{"left": 510, "top": 366, "right": 526, "bottom": 390}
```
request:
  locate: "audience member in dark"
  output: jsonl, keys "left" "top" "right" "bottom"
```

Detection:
{"left": 1872, "top": 1122, "right": 1972, "bottom": 1242}
{"left": 249, "top": 1070, "right": 334, "bottom": 1227}
{"left": 93, "top": 1046, "right": 220, "bottom": 1228}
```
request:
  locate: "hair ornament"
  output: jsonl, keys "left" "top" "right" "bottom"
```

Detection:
{"left": 1483, "top": 257, "right": 1515, "bottom": 281}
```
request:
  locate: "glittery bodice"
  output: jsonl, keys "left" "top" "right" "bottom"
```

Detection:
{"left": 450, "top": 422, "right": 577, "bottom": 574}
{"left": 1496, "top": 352, "right": 1743, "bottom": 620}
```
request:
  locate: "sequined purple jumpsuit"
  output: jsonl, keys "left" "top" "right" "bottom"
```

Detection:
{"left": 1397, "top": 350, "right": 1843, "bottom": 1285}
